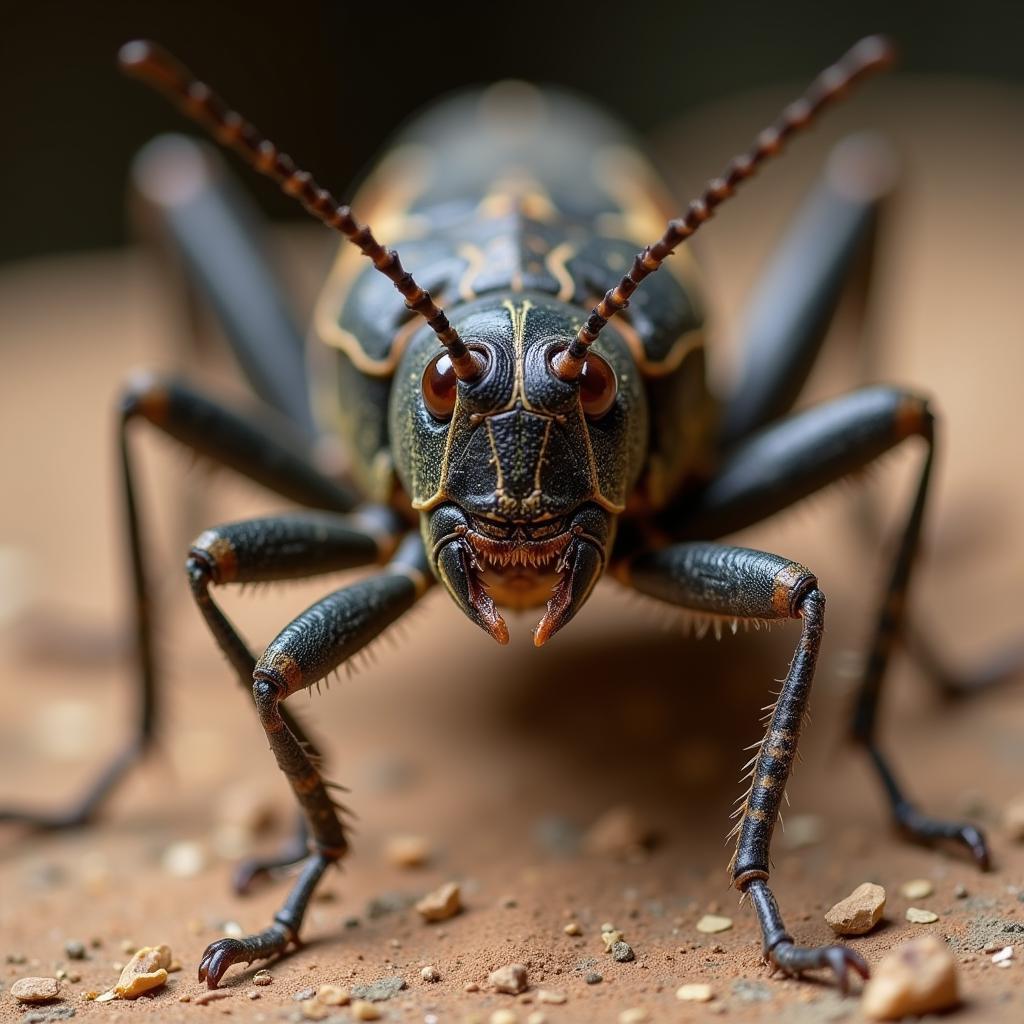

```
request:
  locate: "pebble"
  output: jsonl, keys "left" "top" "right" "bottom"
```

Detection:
{"left": 1004, "top": 794, "right": 1024, "bottom": 841}
{"left": 253, "top": 969, "right": 273, "bottom": 986}
{"left": 292, "top": 987, "right": 317, "bottom": 1001}
{"left": 302, "top": 1001, "right": 328, "bottom": 1020}
{"left": 611, "top": 941, "right": 635, "bottom": 963}
{"left": 109, "top": 944, "right": 172, "bottom": 999}
{"left": 350, "top": 976, "right": 407, "bottom": 1002}
{"left": 583, "top": 806, "right": 654, "bottom": 858}
{"left": 193, "top": 990, "right": 231, "bottom": 1005}
{"left": 351, "top": 1000, "right": 382, "bottom": 1021}
{"left": 317, "top": 983, "right": 350, "bottom": 1005}
{"left": 619, "top": 1009, "right": 650, "bottom": 1023}
{"left": 900, "top": 879, "right": 934, "bottom": 900}
{"left": 563, "top": 922, "right": 581, "bottom": 936}
{"left": 536, "top": 990, "right": 567, "bottom": 1004}
{"left": 676, "top": 983, "right": 714, "bottom": 1002}
{"left": 825, "top": 882, "right": 886, "bottom": 936}
{"left": 63, "top": 940, "right": 86, "bottom": 961}
{"left": 384, "top": 834, "right": 432, "bottom": 869}
{"left": 416, "top": 881, "right": 462, "bottom": 922}
{"left": 584, "top": 971, "right": 603, "bottom": 985}
{"left": 954, "top": 884, "right": 968, "bottom": 899}
{"left": 696, "top": 914, "right": 733, "bottom": 934}
{"left": 906, "top": 907, "right": 939, "bottom": 924}
{"left": 490, "top": 1011, "right": 518, "bottom": 1024}
{"left": 526, "top": 1013, "right": 548, "bottom": 1024}
{"left": 862, "top": 935, "right": 959, "bottom": 1020}
{"left": 22, "top": 1009, "right": 76, "bottom": 1023}
{"left": 489, "top": 963, "right": 528, "bottom": 995}
{"left": 992, "top": 946, "right": 1014, "bottom": 966}
{"left": 464, "top": 982, "right": 480, "bottom": 992}
{"left": 421, "top": 965, "right": 441, "bottom": 983}
{"left": 161, "top": 840, "right": 207, "bottom": 878}
{"left": 11, "top": 977, "right": 61, "bottom": 1003}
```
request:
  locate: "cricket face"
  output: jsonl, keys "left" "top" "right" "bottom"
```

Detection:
{"left": 390, "top": 295, "right": 647, "bottom": 646}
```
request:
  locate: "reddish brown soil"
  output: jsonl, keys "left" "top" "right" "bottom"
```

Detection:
{"left": 2, "top": 83, "right": 1023, "bottom": 1023}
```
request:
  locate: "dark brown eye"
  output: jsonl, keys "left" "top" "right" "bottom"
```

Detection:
{"left": 422, "top": 352, "right": 458, "bottom": 421}
{"left": 579, "top": 352, "right": 617, "bottom": 419}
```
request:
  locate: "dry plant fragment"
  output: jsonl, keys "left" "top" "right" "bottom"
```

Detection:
{"left": 99, "top": 943, "right": 172, "bottom": 1000}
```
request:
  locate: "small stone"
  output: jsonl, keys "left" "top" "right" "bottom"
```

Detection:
{"left": 110, "top": 944, "right": 172, "bottom": 999}
{"left": 464, "top": 982, "right": 480, "bottom": 992}
{"left": 302, "top": 1000, "right": 328, "bottom": 1020}
{"left": 900, "top": 879, "right": 934, "bottom": 900}
{"left": 421, "top": 965, "right": 441, "bottom": 983}
{"left": 526, "top": 1013, "right": 547, "bottom": 1024}
{"left": 992, "top": 946, "right": 1014, "bottom": 965}
{"left": 351, "top": 975, "right": 407, "bottom": 1002}
{"left": 22, "top": 1009, "right": 76, "bottom": 1023}
{"left": 954, "top": 884, "right": 968, "bottom": 899}
{"left": 1003, "top": 794, "right": 1024, "bottom": 841}
{"left": 252, "top": 970, "right": 273, "bottom": 986}
{"left": 384, "top": 834, "right": 431, "bottom": 869}
{"left": 536, "top": 990, "right": 567, "bottom": 1004}
{"left": 489, "top": 963, "right": 528, "bottom": 995}
{"left": 490, "top": 1011, "right": 518, "bottom": 1024}
{"left": 350, "top": 1000, "right": 382, "bottom": 1021}
{"left": 676, "top": 983, "right": 714, "bottom": 1002}
{"left": 161, "top": 840, "right": 207, "bottom": 878}
{"left": 583, "top": 806, "right": 655, "bottom": 858}
{"left": 563, "top": 922, "right": 581, "bottom": 936}
{"left": 119, "top": 940, "right": 136, "bottom": 954}
{"left": 246, "top": 989, "right": 260, "bottom": 1000}
{"left": 862, "top": 935, "right": 959, "bottom": 1020}
{"left": 11, "top": 977, "right": 61, "bottom": 1003}
{"left": 316, "top": 983, "right": 350, "bottom": 1005}
{"left": 63, "top": 940, "right": 86, "bottom": 961}
{"left": 611, "top": 941, "right": 635, "bottom": 963}
{"left": 825, "top": 883, "right": 886, "bottom": 936}
{"left": 292, "top": 987, "right": 317, "bottom": 1001}
{"left": 906, "top": 907, "right": 939, "bottom": 924}
{"left": 696, "top": 914, "right": 733, "bottom": 934}
{"left": 416, "top": 881, "right": 462, "bottom": 922}
{"left": 619, "top": 1009, "right": 649, "bottom": 1023}
{"left": 584, "top": 971, "right": 603, "bottom": 985}
{"left": 193, "top": 990, "right": 231, "bottom": 1005}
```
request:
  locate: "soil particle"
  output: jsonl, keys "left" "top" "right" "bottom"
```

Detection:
{"left": 861, "top": 935, "right": 959, "bottom": 1021}
{"left": 905, "top": 907, "right": 939, "bottom": 924}
{"left": 899, "top": 878, "right": 934, "bottom": 900}
{"left": 824, "top": 882, "right": 886, "bottom": 936}
{"left": 676, "top": 983, "right": 714, "bottom": 1002}
{"left": 416, "top": 881, "right": 462, "bottom": 922}
{"left": 350, "top": 975, "right": 407, "bottom": 1002}
{"left": 489, "top": 964, "right": 529, "bottom": 995}
{"left": 11, "top": 978, "right": 61, "bottom": 1004}
{"left": 696, "top": 915, "right": 733, "bottom": 934}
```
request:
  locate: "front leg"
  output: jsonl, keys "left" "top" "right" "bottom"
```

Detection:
{"left": 624, "top": 543, "right": 868, "bottom": 990}
{"left": 195, "top": 533, "right": 432, "bottom": 987}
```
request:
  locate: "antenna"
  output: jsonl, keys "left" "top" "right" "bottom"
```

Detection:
{"left": 551, "top": 35, "right": 895, "bottom": 381}
{"left": 119, "top": 40, "right": 482, "bottom": 381}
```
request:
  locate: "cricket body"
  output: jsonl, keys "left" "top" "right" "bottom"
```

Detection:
{"left": 4, "top": 35, "right": 1005, "bottom": 993}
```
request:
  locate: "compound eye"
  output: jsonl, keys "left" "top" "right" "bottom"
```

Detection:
{"left": 422, "top": 352, "right": 458, "bottom": 421}
{"left": 579, "top": 351, "right": 617, "bottom": 420}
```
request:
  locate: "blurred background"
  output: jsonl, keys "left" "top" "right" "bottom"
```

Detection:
{"left": 1, "top": 4, "right": 1023, "bottom": 1020}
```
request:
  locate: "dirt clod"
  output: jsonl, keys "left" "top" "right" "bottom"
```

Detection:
{"left": 11, "top": 977, "right": 61, "bottom": 1003}
{"left": 899, "top": 879, "right": 934, "bottom": 900}
{"left": 676, "top": 983, "right": 714, "bottom": 1002}
{"left": 906, "top": 907, "right": 939, "bottom": 924}
{"left": 416, "top": 881, "right": 462, "bottom": 922}
{"left": 825, "top": 882, "right": 886, "bottom": 936}
{"left": 489, "top": 963, "right": 529, "bottom": 995}
{"left": 862, "top": 935, "right": 959, "bottom": 1020}
{"left": 696, "top": 915, "right": 732, "bottom": 934}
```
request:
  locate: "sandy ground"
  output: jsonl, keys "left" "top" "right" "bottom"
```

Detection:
{"left": 1, "top": 81, "right": 1023, "bottom": 1023}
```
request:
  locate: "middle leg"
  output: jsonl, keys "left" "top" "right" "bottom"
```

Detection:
{"left": 622, "top": 542, "right": 867, "bottom": 987}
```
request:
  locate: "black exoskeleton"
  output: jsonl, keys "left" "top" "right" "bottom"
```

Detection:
{"left": 3, "top": 35, "right": 1014, "bottom": 992}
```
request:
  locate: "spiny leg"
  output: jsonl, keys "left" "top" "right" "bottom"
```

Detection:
{"left": 131, "top": 134, "right": 316, "bottom": 439}
{"left": 196, "top": 534, "right": 432, "bottom": 988}
{"left": 663, "top": 385, "right": 990, "bottom": 867}
{"left": 719, "top": 133, "right": 895, "bottom": 447}
{"left": 624, "top": 543, "right": 866, "bottom": 988}
{"left": 0, "top": 374, "right": 357, "bottom": 830}
{"left": 187, "top": 508, "right": 401, "bottom": 891}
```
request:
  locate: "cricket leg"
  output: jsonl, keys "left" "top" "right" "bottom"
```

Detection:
{"left": 624, "top": 543, "right": 866, "bottom": 988}
{"left": 664, "top": 385, "right": 989, "bottom": 867}
{"left": 131, "top": 134, "right": 315, "bottom": 438}
{"left": 195, "top": 534, "right": 433, "bottom": 988}
{"left": 187, "top": 510, "right": 401, "bottom": 892}
{"left": 0, "top": 376, "right": 359, "bottom": 829}
{"left": 719, "top": 134, "right": 895, "bottom": 447}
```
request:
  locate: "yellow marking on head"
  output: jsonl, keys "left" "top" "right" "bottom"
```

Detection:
{"left": 500, "top": 299, "right": 536, "bottom": 411}
{"left": 545, "top": 241, "right": 577, "bottom": 302}
{"left": 456, "top": 243, "right": 486, "bottom": 302}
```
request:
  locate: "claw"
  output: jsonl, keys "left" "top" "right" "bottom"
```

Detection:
{"left": 769, "top": 941, "right": 869, "bottom": 994}
{"left": 958, "top": 824, "right": 991, "bottom": 871}
{"left": 198, "top": 938, "right": 252, "bottom": 988}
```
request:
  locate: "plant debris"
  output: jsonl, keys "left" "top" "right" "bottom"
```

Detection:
{"left": 101, "top": 944, "right": 172, "bottom": 1000}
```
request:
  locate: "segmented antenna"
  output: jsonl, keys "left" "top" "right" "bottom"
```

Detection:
{"left": 119, "top": 40, "right": 482, "bottom": 381}
{"left": 551, "top": 35, "right": 895, "bottom": 381}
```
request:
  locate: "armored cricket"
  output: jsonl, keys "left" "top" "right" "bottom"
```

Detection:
{"left": 2, "top": 34, "right": 1003, "bottom": 990}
